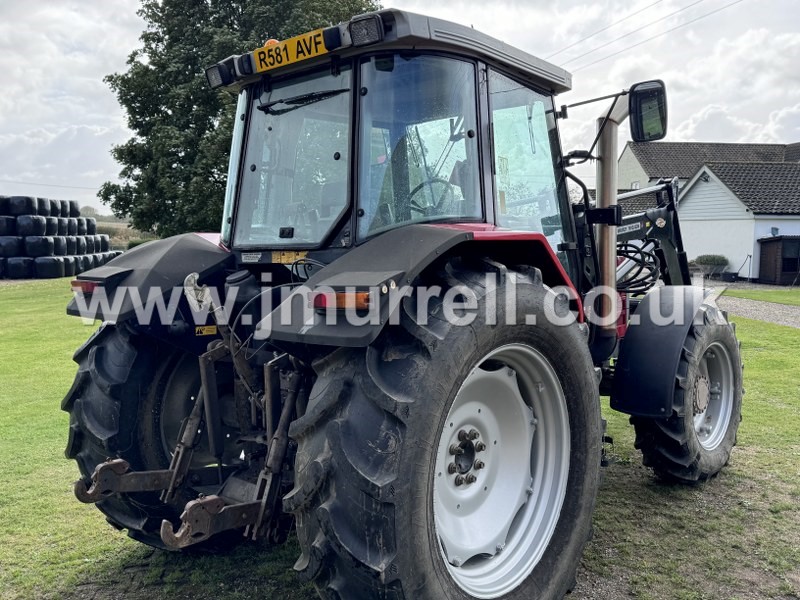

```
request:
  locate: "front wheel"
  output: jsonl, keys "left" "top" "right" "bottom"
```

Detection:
{"left": 286, "top": 264, "right": 602, "bottom": 599}
{"left": 631, "top": 303, "right": 743, "bottom": 482}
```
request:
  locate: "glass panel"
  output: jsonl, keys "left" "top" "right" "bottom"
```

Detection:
{"left": 221, "top": 90, "right": 248, "bottom": 245}
{"left": 234, "top": 66, "right": 351, "bottom": 247}
{"left": 358, "top": 55, "right": 481, "bottom": 239}
{"left": 489, "top": 70, "right": 563, "bottom": 248}
{"left": 783, "top": 240, "right": 800, "bottom": 272}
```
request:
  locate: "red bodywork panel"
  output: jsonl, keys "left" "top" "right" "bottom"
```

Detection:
{"left": 432, "top": 223, "right": 584, "bottom": 321}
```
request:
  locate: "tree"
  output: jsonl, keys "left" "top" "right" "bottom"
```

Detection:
{"left": 100, "top": 0, "right": 380, "bottom": 237}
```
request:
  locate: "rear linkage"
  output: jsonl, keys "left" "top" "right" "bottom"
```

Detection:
{"left": 73, "top": 273, "right": 308, "bottom": 548}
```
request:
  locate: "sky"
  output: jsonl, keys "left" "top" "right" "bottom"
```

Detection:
{"left": 0, "top": 0, "right": 798, "bottom": 213}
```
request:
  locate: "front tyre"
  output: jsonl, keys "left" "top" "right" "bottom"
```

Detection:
{"left": 631, "top": 303, "right": 743, "bottom": 482}
{"left": 286, "top": 264, "right": 602, "bottom": 599}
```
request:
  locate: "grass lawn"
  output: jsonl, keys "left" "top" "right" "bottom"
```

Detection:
{"left": 723, "top": 287, "right": 800, "bottom": 307}
{"left": 1, "top": 279, "right": 798, "bottom": 599}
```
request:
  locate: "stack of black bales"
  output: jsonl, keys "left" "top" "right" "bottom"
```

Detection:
{"left": 0, "top": 196, "right": 122, "bottom": 279}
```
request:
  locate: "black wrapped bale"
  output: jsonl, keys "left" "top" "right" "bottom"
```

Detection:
{"left": 66, "top": 236, "right": 77, "bottom": 255}
{"left": 57, "top": 217, "right": 68, "bottom": 235}
{"left": 73, "top": 256, "right": 83, "bottom": 275}
{"left": 85, "top": 235, "right": 95, "bottom": 254}
{"left": 93, "top": 234, "right": 103, "bottom": 252}
{"left": 16, "top": 215, "right": 46, "bottom": 237}
{"left": 0, "top": 257, "right": 4, "bottom": 278}
{"left": 0, "top": 196, "right": 9, "bottom": 216}
{"left": 9, "top": 196, "right": 37, "bottom": 216}
{"left": 99, "top": 234, "right": 110, "bottom": 252}
{"left": 0, "top": 236, "right": 22, "bottom": 257}
{"left": 86, "top": 218, "right": 97, "bottom": 235}
{"left": 53, "top": 236, "right": 67, "bottom": 256}
{"left": 63, "top": 256, "right": 76, "bottom": 277}
{"left": 81, "top": 255, "right": 93, "bottom": 272}
{"left": 60, "top": 200, "right": 69, "bottom": 218}
{"left": 49, "top": 199, "right": 60, "bottom": 216}
{"left": 35, "top": 256, "right": 65, "bottom": 279}
{"left": 69, "top": 200, "right": 80, "bottom": 217}
{"left": 25, "top": 236, "right": 55, "bottom": 258}
{"left": 67, "top": 218, "right": 78, "bottom": 236}
{"left": 0, "top": 216, "right": 16, "bottom": 236}
{"left": 36, "top": 197, "right": 51, "bottom": 216}
{"left": 76, "top": 217, "right": 87, "bottom": 235}
{"left": 45, "top": 216, "right": 59, "bottom": 236}
{"left": 93, "top": 254, "right": 103, "bottom": 268}
{"left": 7, "top": 257, "right": 34, "bottom": 279}
{"left": 75, "top": 236, "right": 87, "bottom": 255}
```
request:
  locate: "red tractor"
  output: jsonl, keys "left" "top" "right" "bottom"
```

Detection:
{"left": 65, "top": 9, "right": 743, "bottom": 599}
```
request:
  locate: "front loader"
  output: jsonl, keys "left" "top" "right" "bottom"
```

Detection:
{"left": 63, "top": 9, "right": 743, "bottom": 599}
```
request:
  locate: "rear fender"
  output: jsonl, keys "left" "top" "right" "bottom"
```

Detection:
{"left": 67, "top": 234, "right": 234, "bottom": 354}
{"left": 259, "top": 224, "right": 578, "bottom": 348}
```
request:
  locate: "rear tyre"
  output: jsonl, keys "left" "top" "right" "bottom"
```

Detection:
{"left": 631, "top": 303, "right": 743, "bottom": 482}
{"left": 287, "top": 263, "right": 602, "bottom": 599}
{"left": 63, "top": 324, "right": 238, "bottom": 549}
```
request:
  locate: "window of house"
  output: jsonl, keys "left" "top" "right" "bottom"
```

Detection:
{"left": 782, "top": 240, "right": 800, "bottom": 273}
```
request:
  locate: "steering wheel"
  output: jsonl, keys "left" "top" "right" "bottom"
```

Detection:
{"left": 409, "top": 177, "right": 456, "bottom": 215}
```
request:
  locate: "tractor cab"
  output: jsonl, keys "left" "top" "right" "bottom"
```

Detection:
{"left": 209, "top": 10, "right": 576, "bottom": 275}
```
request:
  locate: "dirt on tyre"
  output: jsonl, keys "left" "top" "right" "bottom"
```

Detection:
{"left": 631, "top": 303, "right": 743, "bottom": 482}
{"left": 286, "top": 261, "right": 602, "bottom": 599}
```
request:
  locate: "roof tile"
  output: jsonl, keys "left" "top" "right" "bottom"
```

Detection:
{"left": 628, "top": 142, "right": 794, "bottom": 179}
{"left": 705, "top": 162, "right": 800, "bottom": 215}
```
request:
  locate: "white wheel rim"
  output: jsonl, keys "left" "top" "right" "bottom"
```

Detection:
{"left": 693, "top": 341, "right": 734, "bottom": 450}
{"left": 433, "top": 343, "right": 571, "bottom": 599}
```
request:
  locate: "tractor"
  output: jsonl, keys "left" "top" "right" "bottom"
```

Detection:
{"left": 64, "top": 9, "right": 743, "bottom": 599}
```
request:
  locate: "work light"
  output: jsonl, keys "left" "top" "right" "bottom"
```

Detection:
{"left": 349, "top": 15, "right": 384, "bottom": 47}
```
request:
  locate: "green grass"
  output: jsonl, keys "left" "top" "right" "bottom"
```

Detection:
{"left": 1, "top": 280, "right": 798, "bottom": 599}
{"left": 723, "top": 287, "right": 800, "bottom": 307}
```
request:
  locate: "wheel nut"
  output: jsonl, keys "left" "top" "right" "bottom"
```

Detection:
{"left": 457, "top": 429, "right": 469, "bottom": 442}
{"left": 454, "top": 475, "right": 465, "bottom": 486}
{"left": 447, "top": 463, "right": 458, "bottom": 474}
{"left": 475, "top": 442, "right": 486, "bottom": 452}
{"left": 449, "top": 444, "right": 464, "bottom": 455}
{"left": 468, "top": 429, "right": 480, "bottom": 440}
{"left": 465, "top": 474, "right": 477, "bottom": 484}
{"left": 474, "top": 460, "right": 485, "bottom": 470}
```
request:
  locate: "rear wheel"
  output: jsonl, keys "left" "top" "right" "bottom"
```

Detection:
{"left": 63, "top": 324, "right": 236, "bottom": 548}
{"left": 287, "top": 263, "right": 602, "bottom": 599}
{"left": 631, "top": 304, "right": 743, "bottom": 482}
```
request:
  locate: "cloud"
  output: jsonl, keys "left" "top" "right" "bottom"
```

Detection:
{"left": 0, "top": 0, "right": 799, "bottom": 210}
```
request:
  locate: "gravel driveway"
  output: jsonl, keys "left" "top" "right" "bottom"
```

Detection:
{"left": 716, "top": 295, "right": 800, "bottom": 328}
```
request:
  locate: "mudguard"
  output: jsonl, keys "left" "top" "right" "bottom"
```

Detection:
{"left": 67, "top": 233, "right": 234, "bottom": 323}
{"left": 610, "top": 285, "right": 706, "bottom": 417}
{"left": 258, "top": 223, "right": 577, "bottom": 348}
{"left": 258, "top": 224, "right": 472, "bottom": 347}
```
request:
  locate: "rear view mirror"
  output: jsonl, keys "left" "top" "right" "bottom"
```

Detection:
{"left": 629, "top": 80, "right": 667, "bottom": 142}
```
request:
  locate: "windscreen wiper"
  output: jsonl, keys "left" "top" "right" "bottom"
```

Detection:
{"left": 257, "top": 88, "right": 349, "bottom": 115}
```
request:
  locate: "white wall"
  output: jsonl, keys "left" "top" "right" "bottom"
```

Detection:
{"left": 681, "top": 219, "right": 755, "bottom": 277}
{"left": 679, "top": 172, "right": 756, "bottom": 276}
{"left": 753, "top": 217, "right": 800, "bottom": 240}
{"left": 617, "top": 145, "right": 648, "bottom": 189}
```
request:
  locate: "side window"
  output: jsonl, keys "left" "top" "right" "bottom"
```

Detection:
{"left": 489, "top": 70, "right": 562, "bottom": 245}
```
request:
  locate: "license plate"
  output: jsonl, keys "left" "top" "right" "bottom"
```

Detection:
{"left": 252, "top": 30, "right": 328, "bottom": 74}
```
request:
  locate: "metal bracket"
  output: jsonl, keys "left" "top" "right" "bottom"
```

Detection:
{"left": 160, "top": 495, "right": 261, "bottom": 549}
{"left": 74, "top": 459, "right": 172, "bottom": 503}
{"left": 587, "top": 205, "right": 623, "bottom": 226}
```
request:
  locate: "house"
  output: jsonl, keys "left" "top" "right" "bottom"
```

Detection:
{"left": 617, "top": 141, "right": 800, "bottom": 190}
{"left": 677, "top": 161, "right": 800, "bottom": 280}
